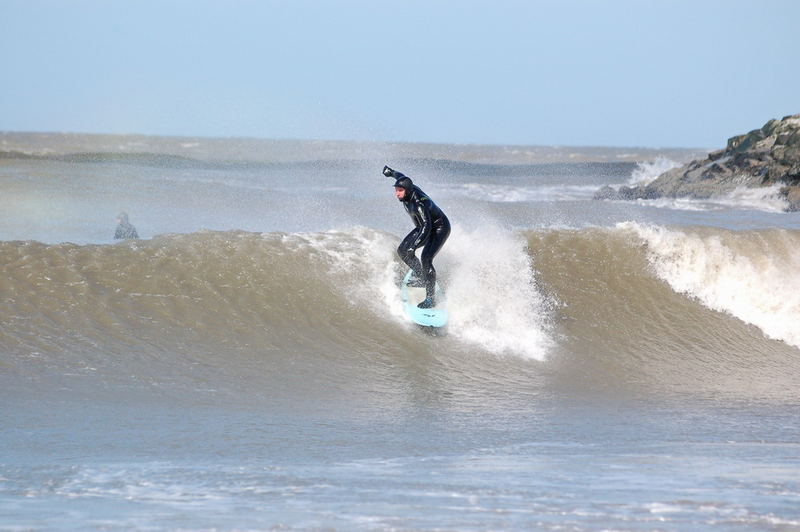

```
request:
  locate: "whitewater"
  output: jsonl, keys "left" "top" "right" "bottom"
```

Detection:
{"left": 2, "top": 136, "right": 800, "bottom": 531}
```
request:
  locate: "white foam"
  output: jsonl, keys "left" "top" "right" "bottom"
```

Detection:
{"left": 635, "top": 185, "right": 789, "bottom": 213}
{"left": 712, "top": 185, "right": 789, "bottom": 212}
{"left": 628, "top": 156, "right": 681, "bottom": 185}
{"left": 620, "top": 222, "right": 800, "bottom": 349}
{"left": 440, "top": 224, "right": 553, "bottom": 360}
{"left": 635, "top": 197, "right": 717, "bottom": 212}
{"left": 646, "top": 502, "right": 684, "bottom": 514}
{"left": 294, "top": 225, "right": 554, "bottom": 359}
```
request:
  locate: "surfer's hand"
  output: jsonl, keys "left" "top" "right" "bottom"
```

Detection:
{"left": 383, "top": 166, "right": 395, "bottom": 178}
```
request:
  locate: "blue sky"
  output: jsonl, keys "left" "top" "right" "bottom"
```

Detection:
{"left": 1, "top": 0, "right": 798, "bottom": 148}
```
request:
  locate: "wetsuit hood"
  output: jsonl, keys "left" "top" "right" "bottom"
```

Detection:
{"left": 394, "top": 176, "right": 414, "bottom": 201}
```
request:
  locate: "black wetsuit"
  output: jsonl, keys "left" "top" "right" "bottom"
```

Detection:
{"left": 397, "top": 184, "right": 451, "bottom": 300}
{"left": 114, "top": 214, "right": 139, "bottom": 240}
{"left": 114, "top": 222, "right": 139, "bottom": 239}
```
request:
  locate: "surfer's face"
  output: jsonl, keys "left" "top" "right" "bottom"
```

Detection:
{"left": 394, "top": 187, "right": 405, "bottom": 200}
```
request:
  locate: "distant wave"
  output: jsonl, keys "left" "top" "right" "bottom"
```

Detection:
{"left": 0, "top": 150, "right": 379, "bottom": 171}
{"left": 452, "top": 183, "right": 599, "bottom": 202}
{"left": 632, "top": 185, "right": 790, "bottom": 213}
{"left": 0, "top": 150, "right": 210, "bottom": 167}
{"left": 0, "top": 149, "right": 637, "bottom": 178}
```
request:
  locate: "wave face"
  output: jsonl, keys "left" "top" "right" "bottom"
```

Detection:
{"left": 2, "top": 226, "right": 799, "bottom": 404}
{"left": 526, "top": 225, "right": 800, "bottom": 401}
{"left": 620, "top": 222, "right": 800, "bottom": 348}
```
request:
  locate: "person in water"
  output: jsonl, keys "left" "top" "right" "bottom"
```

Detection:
{"left": 385, "top": 166, "right": 450, "bottom": 309}
{"left": 114, "top": 212, "right": 139, "bottom": 240}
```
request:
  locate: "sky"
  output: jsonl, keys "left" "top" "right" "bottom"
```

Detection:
{"left": 1, "top": 0, "right": 798, "bottom": 149}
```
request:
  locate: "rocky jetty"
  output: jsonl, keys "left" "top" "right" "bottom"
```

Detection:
{"left": 594, "top": 114, "right": 800, "bottom": 211}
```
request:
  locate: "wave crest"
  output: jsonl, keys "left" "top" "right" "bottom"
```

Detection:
{"left": 620, "top": 222, "right": 800, "bottom": 348}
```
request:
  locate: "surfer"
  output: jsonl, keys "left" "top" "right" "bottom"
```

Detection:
{"left": 114, "top": 212, "right": 139, "bottom": 240}
{"left": 385, "top": 166, "right": 450, "bottom": 309}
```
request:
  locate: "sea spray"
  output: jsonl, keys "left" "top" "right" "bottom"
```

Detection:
{"left": 620, "top": 222, "right": 800, "bottom": 349}
{"left": 712, "top": 185, "right": 789, "bottom": 213}
{"left": 440, "top": 224, "right": 553, "bottom": 360}
{"left": 627, "top": 156, "right": 681, "bottom": 186}
{"left": 286, "top": 225, "right": 555, "bottom": 359}
{"left": 626, "top": 157, "right": 789, "bottom": 212}
{"left": 279, "top": 227, "right": 406, "bottom": 322}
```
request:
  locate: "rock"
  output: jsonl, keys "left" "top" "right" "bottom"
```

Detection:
{"left": 727, "top": 133, "right": 751, "bottom": 152}
{"left": 776, "top": 145, "right": 800, "bottom": 165}
{"left": 594, "top": 114, "right": 800, "bottom": 211}
{"left": 593, "top": 185, "right": 619, "bottom": 200}
{"left": 761, "top": 118, "right": 781, "bottom": 138}
{"left": 783, "top": 186, "right": 800, "bottom": 212}
{"left": 753, "top": 136, "right": 776, "bottom": 153}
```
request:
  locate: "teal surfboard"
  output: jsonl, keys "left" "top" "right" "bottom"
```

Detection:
{"left": 400, "top": 270, "right": 448, "bottom": 328}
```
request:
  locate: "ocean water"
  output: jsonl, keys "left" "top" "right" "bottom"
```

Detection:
{"left": 2, "top": 137, "right": 800, "bottom": 531}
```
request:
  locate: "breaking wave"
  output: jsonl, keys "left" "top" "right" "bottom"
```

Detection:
{"left": 635, "top": 185, "right": 789, "bottom": 213}
{"left": 2, "top": 225, "right": 798, "bottom": 402}
{"left": 620, "top": 221, "right": 800, "bottom": 348}
{"left": 627, "top": 156, "right": 681, "bottom": 185}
